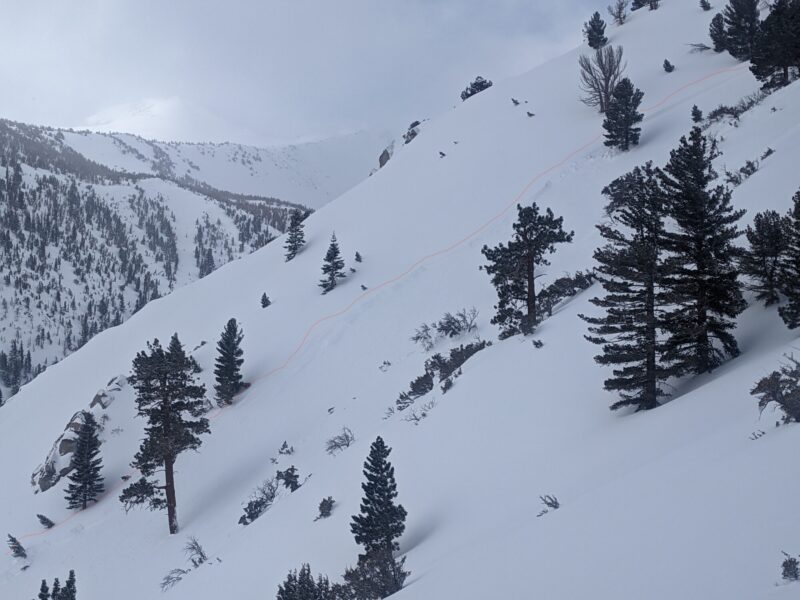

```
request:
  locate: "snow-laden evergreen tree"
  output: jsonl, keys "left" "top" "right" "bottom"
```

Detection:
{"left": 691, "top": 105, "right": 704, "bottom": 123}
{"left": 701, "top": 0, "right": 712, "bottom": 10}
{"left": 481, "top": 203, "right": 574, "bottom": 337}
{"left": 584, "top": 12, "right": 609, "bottom": 49}
{"left": 62, "top": 570, "right": 77, "bottom": 600}
{"left": 214, "top": 318, "right": 245, "bottom": 406}
{"left": 750, "top": 0, "right": 800, "bottom": 89}
{"left": 284, "top": 209, "right": 307, "bottom": 262}
{"left": 779, "top": 191, "right": 800, "bottom": 328}
{"left": 7, "top": 534, "right": 26, "bottom": 558}
{"left": 38, "top": 580, "right": 50, "bottom": 600}
{"left": 119, "top": 334, "right": 209, "bottom": 534}
{"left": 710, "top": 13, "right": 728, "bottom": 52}
{"left": 722, "top": 0, "right": 760, "bottom": 61}
{"left": 582, "top": 163, "right": 669, "bottom": 411}
{"left": 276, "top": 564, "right": 336, "bottom": 600}
{"left": 51, "top": 579, "right": 61, "bottom": 600}
{"left": 319, "top": 233, "right": 346, "bottom": 294}
{"left": 740, "top": 210, "right": 787, "bottom": 306}
{"left": 64, "top": 411, "right": 104, "bottom": 510}
{"left": 603, "top": 78, "right": 644, "bottom": 151}
{"left": 351, "top": 436, "right": 407, "bottom": 554}
{"left": 261, "top": 293, "right": 271, "bottom": 308}
{"left": 659, "top": 127, "right": 746, "bottom": 375}
{"left": 631, "top": 0, "right": 647, "bottom": 9}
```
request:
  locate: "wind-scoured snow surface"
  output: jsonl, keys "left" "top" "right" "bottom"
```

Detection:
{"left": 60, "top": 129, "right": 392, "bottom": 209}
{"left": 2, "top": 4, "right": 800, "bottom": 598}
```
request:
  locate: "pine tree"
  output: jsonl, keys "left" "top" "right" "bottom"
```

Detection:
{"left": 51, "top": 579, "right": 61, "bottom": 600}
{"left": 38, "top": 580, "right": 50, "bottom": 600}
{"left": 584, "top": 12, "right": 608, "bottom": 49}
{"left": 214, "top": 318, "right": 245, "bottom": 406}
{"left": 659, "top": 127, "right": 746, "bottom": 375}
{"left": 260, "top": 293, "right": 271, "bottom": 308}
{"left": 779, "top": 191, "right": 800, "bottom": 328}
{"left": 581, "top": 163, "right": 669, "bottom": 411}
{"left": 62, "top": 570, "right": 77, "bottom": 600}
{"left": 740, "top": 210, "right": 787, "bottom": 306}
{"left": 663, "top": 59, "right": 675, "bottom": 72}
{"left": 351, "top": 437, "right": 407, "bottom": 554}
{"left": 710, "top": 13, "right": 728, "bottom": 52}
{"left": 691, "top": 105, "right": 704, "bottom": 123}
{"left": 701, "top": 0, "right": 712, "bottom": 10}
{"left": 284, "top": 210, "right": 307, "bottom": 262}
{"left": 631, "top": 0, "right": 647, "bottom": 9}
{"left": 319, "top": 233, "right": 346, "bottom": 294}
{"left": 603, "top": 78, "right": 644, "bottom": 151}
{"left": 482, "top": 203, "right": 574, "bottom": 337}
{"left": 722, "top": 0, "right": 760, "bottom": 61}
{"left": 64, "top": 412, "right": 104, "bottom": 510}
{"left": 7, "top": 534, "right": 26, "bottom": 558}
{"left": 119, "top": 334, "right": 209, "bottom": 535}
{"left": 750, "top": 0, "right": 800, "bottom": 89}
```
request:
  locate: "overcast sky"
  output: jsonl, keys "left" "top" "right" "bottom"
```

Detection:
{"left": 0, "top": 1, "right": 594, "bottom": 146}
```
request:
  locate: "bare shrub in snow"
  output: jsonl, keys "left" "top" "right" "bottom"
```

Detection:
{"left": 537, "top": 494, "right": 561, "bottom": 517}
{"left": 160, "top": 568, "right": 190, "bottom": 591}
{"left": 184, "top": 536, "right": 208, "bottom": 568}
{"left": 411, "top": 307, "right": 479, "bottom": 351}
{"left": 579, "top": 45, "right": 626, "bottom": 113}
{"left": 607, "top": 0, "right": 628, "bottom": 24}
{"left": 238, "top": 477, "right": 280, "bottom": 525}
{"left": 325, "top": 426, "right": 355, "bottom": 455}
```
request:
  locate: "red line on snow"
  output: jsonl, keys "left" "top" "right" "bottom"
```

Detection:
{"left": 9, "top": 61, "right": 749, "bottom": 547}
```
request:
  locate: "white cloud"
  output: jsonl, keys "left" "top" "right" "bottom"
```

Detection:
{"left": 0, "top": 1, "right": 594, "bottom": 144}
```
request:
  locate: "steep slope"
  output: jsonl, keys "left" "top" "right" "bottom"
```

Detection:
{"left": 0, "top": 121, "right": 384, "bottom": 401}
{"left": 2, "top": 4, "right": 800, "bottom": 599}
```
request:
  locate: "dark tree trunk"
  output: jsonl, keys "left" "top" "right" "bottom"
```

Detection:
{"left": 165, "top": 458, "right": 178, "bottom": 535}
{"left": 644, "top": 271, "right": 658, "bottom": 410}
{"left": 525, "top": 254, "right": 537, "bottom": 329}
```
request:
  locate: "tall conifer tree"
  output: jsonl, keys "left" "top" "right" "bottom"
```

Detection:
{"left": 214, "top": 318, "right": 245, "bottom": 406}
{"left": 482, "top": 203, "right": 574, "bottom": 336}
{"left": 582, "top": 163, "right": 669, "bottom": 411}
{"left": 722, "top": 0, "right": 760, "bottom": 61}
{"left": 284, "top": 210, "right": 307, "bottom": 262}
{"left": 659, "top": 127, "right": 745, "bottom": 375}
{"left": 119, "top": 334, "right": 209, "bottom": 534}
{"left": 740, "top": 210, "right": 787, "bottom": 306}
{"left": 351, "top": 437, "right": 407, "bottom": 553}
{"left": 584, "top": 12, "right": 608, "bottom": 49}
{"left": 319, "top": 233, "right": 346, "bottom": 294}
{"left": 603, "top": 78, "right": 644, "bottom": 151}
{"left": 750, "top": 0, "right": 800, "bottom": 89}
{"left": 64, "top": 412, "right": 104, "bottom": 510}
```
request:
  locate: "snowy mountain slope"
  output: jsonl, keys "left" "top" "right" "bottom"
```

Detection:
{"left": 59, "top": 129, "right": 392, "bottom": 209}
{"left": 0, "top": 116, "right": 384, "bottom": 400}
{"left": 2, "top": 3, "right": 800, "bottom": 599}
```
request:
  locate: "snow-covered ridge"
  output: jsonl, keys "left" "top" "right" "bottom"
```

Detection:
{"left": 58, "top": 128, "right": 392, "bottom": 210}
{"left": 2, "top": 3, "right": 800, "bottom": 599}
